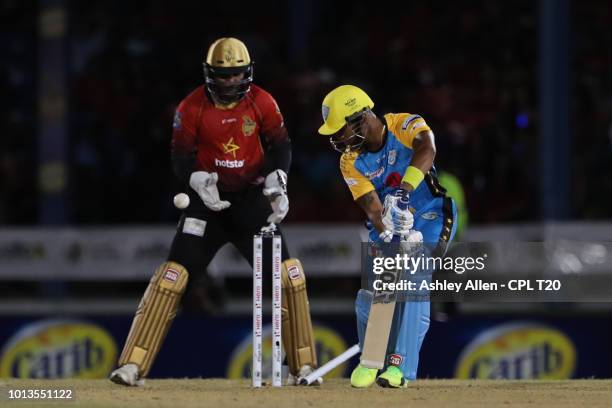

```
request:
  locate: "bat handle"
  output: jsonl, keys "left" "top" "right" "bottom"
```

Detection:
{"left": 392, "top": 189, "right": 410, "bottom": 242}
{"left": 395, "top": 188, "right": 409, "bottom": 210}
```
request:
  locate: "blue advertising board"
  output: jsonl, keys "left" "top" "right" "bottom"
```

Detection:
{"left": 1, "top": 314, "right": 610, "bottom": 379}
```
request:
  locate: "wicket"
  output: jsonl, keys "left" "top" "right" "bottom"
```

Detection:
{"left": 252, "top": 228, "right": 283, "bottom": 388}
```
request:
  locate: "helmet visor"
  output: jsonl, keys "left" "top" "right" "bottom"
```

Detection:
{"left": 329, "top": 108, "right": 368, "bottom": 153}
{"left": 203, "top": 64, "right": 253, "bottom": 104}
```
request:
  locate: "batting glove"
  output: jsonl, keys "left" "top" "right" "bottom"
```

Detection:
{"left": 381, "top": 191, "right": 413, "bottom": 237}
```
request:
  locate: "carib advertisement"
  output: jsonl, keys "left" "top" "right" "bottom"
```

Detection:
{"left": 0, "top": 315, "right": 610, "bottom": 379}
{"left": 0, "top": 319, "right": 117, "bottom": 379}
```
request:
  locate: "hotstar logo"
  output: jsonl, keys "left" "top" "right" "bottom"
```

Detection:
{"left": 222, "top": 137, "right": 240, "bottom": 158}
{"left": 215, "top": 159, "right": 245, "bottom": 168}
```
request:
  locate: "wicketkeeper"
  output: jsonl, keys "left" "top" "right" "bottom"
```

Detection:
{"left": 110, "top": 37, "right": 318, "bottom": 386}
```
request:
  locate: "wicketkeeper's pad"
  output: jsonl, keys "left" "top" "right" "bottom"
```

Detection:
{"left": 118, "top": 261, "right": 188, "bottom": 376}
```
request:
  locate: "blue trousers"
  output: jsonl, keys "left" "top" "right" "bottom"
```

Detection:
{"left": 358, "top": 197, "right": 457, "bottom": 380}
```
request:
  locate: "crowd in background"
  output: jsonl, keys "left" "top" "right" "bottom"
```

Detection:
{"left": 1, "top": 0, "right": 610, "bottom": 225}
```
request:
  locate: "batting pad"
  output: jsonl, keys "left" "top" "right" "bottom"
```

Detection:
{"left": 281, "top": 258, "right": 318, "bottom": 375}
{"left": 118, "top": 261, "right": 188, "bottom": 377}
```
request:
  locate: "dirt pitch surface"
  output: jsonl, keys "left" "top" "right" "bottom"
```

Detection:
{"left": 2, "top": 378, "right": 612, "bottom": 408}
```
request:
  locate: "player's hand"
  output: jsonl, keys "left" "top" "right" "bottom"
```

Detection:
{"left": 399, "top": 229, "right": 423, "bottom": 254}
{"left": 381, "top": 190, "right": 413, "bottom": 237}
{"left": 377, "top": 230, "right": 394, "bottom": 243}
{"left": 189, "top": 171, "right": 231, "bottom": 211}
{"left": 263, "top": 169, "right": 289, "bottom": 224}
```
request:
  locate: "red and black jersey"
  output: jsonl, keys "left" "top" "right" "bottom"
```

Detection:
{"left": 171, "top": 84, "right": 288, "bottom": 192}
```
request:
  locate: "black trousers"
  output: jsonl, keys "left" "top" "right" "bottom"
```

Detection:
{"left": 167, "top": 185, "right": 290, "bottom": 296}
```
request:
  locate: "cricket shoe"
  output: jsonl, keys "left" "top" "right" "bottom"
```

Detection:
{"left": 376, "top": 366, "right": 407, "bottom": 388}
{"left": 109, "top": 363, "right": 145, "bottom": 386}
{"left": 350, "top": 364, "right": 378, "bottom": 388}
{"left": 289, "top": 365, "right": 323, "bottom": 386}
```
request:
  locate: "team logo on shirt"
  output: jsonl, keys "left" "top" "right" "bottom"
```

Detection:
{"left": 388, "top": 150, "right": 397, "bottom": 165}
{"left": 242, "top": 115, "right": 256, "bottom": 136}
{"left": 384, "top": 172, "right": 401, "bottom": 188}
{"left": 401, "top": 114, "right": 421, "bottom": 130}
{"left": 421, "top": 212, "right": 438, "bottom": 220}
{"left": 215, "top": 158, "right": 245, "bottom": 168}
{"left": 365, "top": 167, "right": 384, "bottom": 180}
{"left": 222, "top": 137, "right": 240, "bottom": 158}
{"left": 344, "top": 177, "right": 358, "bottom": 186}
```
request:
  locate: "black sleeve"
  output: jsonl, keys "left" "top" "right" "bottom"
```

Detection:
{"left": 263, "top": 137, "right": 292, "bottom": 175}
{"left": 171, "top": 149, "right": 196, "bottom": 185}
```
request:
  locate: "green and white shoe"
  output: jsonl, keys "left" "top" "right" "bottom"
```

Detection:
{"left": 350, "top": 364, "right": 378, "bottom": 388}
{"left": 376, "top": 366, "right": 407, "bottom": 388}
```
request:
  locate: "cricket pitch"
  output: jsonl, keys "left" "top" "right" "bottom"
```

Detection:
{"left": 2, "top": 378, "right": 611, "bottom": 408}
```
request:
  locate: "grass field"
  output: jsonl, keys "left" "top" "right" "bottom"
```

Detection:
{"left": 2, "top": 378, "right": 612, "bottom": 408}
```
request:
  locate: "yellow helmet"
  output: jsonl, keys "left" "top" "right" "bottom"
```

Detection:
{"left": 203, "top": 37, "right": 254, "bottom": 104}
{"left": 318, "top": 85, "right": 375, "bottom": 135}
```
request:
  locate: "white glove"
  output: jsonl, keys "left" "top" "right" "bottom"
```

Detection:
{"left": 378, "top": 227, "right": 422, "bottom": 246}
{"left": 403, "top": 229, "right": 423, "bottom": 243}
{"left": 378, "top": 229, "right": 394, "bottom": 243}
{"left": 400, "top": 229, "right": 423, "bottom": 250}
{"left": 189, "top": 171, "right": 231, "bottom": 211}
{"left": 381, "top": 194, "right": 413, "bottom": 237}
{"left": 263, "top": 169, "right": 289, "bottom": 224}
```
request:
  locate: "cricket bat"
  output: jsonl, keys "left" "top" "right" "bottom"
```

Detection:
{"left": 360, "top": 193, "right": 410, "bottom": 369}
{"left": 360, "top": 264, "right": 401, "bottom": 369}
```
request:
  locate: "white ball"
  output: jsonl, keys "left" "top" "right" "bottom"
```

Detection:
{"left": 173, "top": 193, "right": 190, "bottom": 209}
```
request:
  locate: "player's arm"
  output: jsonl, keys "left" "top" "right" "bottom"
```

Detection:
{"left": 387, "top": 113, "right": 435, "bottom": 193}
{"left": 257, "top": 91, "right": 291, "bottom": 174}
{"left": 340, "top": 154, "right": 385, "bottom": 232}
{"left": 264, "top": 132, "right": 291, "bottom": 175}
{"left": 400, "top": 130, "right": 436, "bottom": 192}
{"left": 171, "top": 99, "right": 230, "bottom": 211}
{"left": 171, "top": 150, "right": 196, "bottom": 185}
{"left": 258, "top": 91, "right": 291, "bottom": 223}
{"left": 171, "top": 104, "right": 198, "bottom": 185}
{"left": 356, "top": 191, "right": 386, "bottom": 233}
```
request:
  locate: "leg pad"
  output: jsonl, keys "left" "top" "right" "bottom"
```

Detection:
{"left": 118, "top": 262, "right": 188, "bottom": 377}
{"left": 281, "top": 258, "right": 317, "bottom": 375}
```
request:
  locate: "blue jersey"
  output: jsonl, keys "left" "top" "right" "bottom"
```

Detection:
{"left": 339, "top": 113, "right": 447, "bottom": 217}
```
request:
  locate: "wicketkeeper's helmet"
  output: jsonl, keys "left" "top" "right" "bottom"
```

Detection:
{"left": 203, "top": 37, "right": 254, "bottom": 104}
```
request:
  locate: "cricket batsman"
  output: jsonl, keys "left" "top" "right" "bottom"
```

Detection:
{"left": 318, "top": 85, "right": 458, "bottom": 388}
{"left": 110, "top": 37, "right": 318, "bottom": 386}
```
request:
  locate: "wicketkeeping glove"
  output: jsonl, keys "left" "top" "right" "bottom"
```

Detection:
{"left": 263, "top": 169, "right": 289, "bottom": 224}
{"left": 189, "top": 171, "right": 231, "bottom": 211}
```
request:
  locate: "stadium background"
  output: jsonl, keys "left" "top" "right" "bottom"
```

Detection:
{"left": 1, "top": 0, "right": 611, "bottom": 381}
